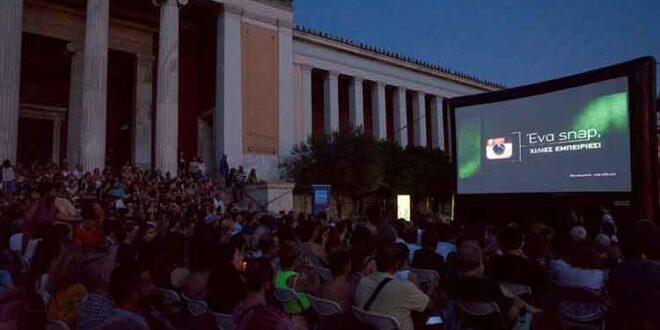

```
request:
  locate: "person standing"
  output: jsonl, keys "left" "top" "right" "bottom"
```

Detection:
{"left": 1, "top": 160, "right": 16, "bottom": 195}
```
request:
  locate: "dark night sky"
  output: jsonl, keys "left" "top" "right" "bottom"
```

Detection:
{"left": 294, "top": 0, "right": 659, "bottom": 88}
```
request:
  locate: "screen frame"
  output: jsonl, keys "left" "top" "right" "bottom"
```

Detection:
{"left": 445, "top": 57, "right": 657, "bottom": 220}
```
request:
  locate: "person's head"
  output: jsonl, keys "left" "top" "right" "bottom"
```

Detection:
{"left": 525, "top": 223, "right": 555, "bottom": 260}
{"left": 258, "top": 234, "right": 279, "bottom": 258}
{"left": 279, "top": 241, "right": 302, "bottom": 270}
{"left": 421, "top": 229, "right": 440, "bottom": 250}
{"left": 375, "top": 243, "right": 401, "bottom": 273}
{"left": 38, "top": 182, "right": 56, "bottom": 202}
{"left": 619, "top": 220, "right": 656, "bottom": 258}
{"left": 2, "top": 159, "right": 10, "bottom": 168}
{"left": 569, "top": 240, "right": 602, "bottom": 269}
{"left": 138, "top": 224, "right": 157, "bottom": 243}
{"left": 229, "top": 234, "right": 248, "bottom": 255}
{"left": 328, "top": 250, "right": 351, "bottom": 277}
{"left": 457, "top": 240, "right": 484, "bottom": 275}
{"left": 109, "top": 264, "right": 154, "bottom": 306}
{"left": 297, "top": 220, "right": 320, "bottom": 243}
{"left": 218, "top": 242, "right": 243, "bottom": 271}
{"left": 244, "top": 258, "right": 275, "bottom": 295}
{"left": 351, "top": 226, "right": 375, "bottom": 253}
{"left": 498, "top": 223, "right": 524, "bottom": 252}
{"left": 569, "top": 226, "right": 588, "bottom": 243}
{"left": 81, "top": 199, "right": 104, "bottom": 221}
{"left": 647, "top": 227, "right": 660, "bottom": 261}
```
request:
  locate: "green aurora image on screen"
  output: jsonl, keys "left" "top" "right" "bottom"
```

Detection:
{"left": 457, "top": 91, "right": 629, "bottom": 180}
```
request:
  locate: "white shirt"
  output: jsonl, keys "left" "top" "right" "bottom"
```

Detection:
{"left": 549, "top": 259, "right": 608, "bottom": 292}
{"left": 1, "top": 167, "right": 15, "bottom": 182}
{"left": 436, "top": 241, "right": 457, "bottom": 259}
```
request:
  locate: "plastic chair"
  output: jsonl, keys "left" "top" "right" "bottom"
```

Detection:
{"left": 45, "top": 320, "right": 71, "bottom": 330}
{"left": 411, "top": 268, "right": 440, "bottom": 292}
{"left": 555, "top": 286, "right": 608, "bottom": 329}
{"left": 180, "top": 293, "right": 208, "bottom": 317}
{"left": 9, "top": 234, "right": 22, "bottom": 254}
{"left": 210, "top": 311, "right": 235, "bottom": 330}
{"left": 309, "top": 295, "right": 344, "bottom": 329}
{"left": 500, "top": 282, "right": 533, "bottom": 304}
{"left": 455, "top": 300, "right": 506, "bottom": 330}
{"left": 352, "top": 305, "right": 401, "bottom": 330}
{"left": 315, "top": 267, "right": 332, "bottom": 284}
{"left": 273, "top": 287, "right": 299, "bottom": 304}
{"left": 23, "top": 239, "right": 41, "bottom": 265}
{"left": 155, "top": 287, "right": 181, "bottom": 306}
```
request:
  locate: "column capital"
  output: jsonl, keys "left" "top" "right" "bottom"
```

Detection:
{"left": 300, "top": 64, "right": 313, "bottom": 73}
{"left": 327, "top": 70, "right": 339, "bottom": 80}
{"left": 151, "top": 0, "right": 187, "bottom": 8}
{"left": 375, "top": 81, "right": 386, "bottom": 88}
{"left": 136, "top": 53, "right": 156, "bottom": 62}
{"left": 352, "top": 76, "right": 364, "bottom": 84}
{"left": 66, "top": 42, "right": 82, "bottom": 54}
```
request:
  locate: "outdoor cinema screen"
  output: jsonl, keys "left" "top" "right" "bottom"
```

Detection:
{"left": 455, "top": 77, "right": 631, "bottom": 194}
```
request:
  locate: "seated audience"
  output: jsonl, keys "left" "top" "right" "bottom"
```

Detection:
{"left": 354, "top": 243, "right": 430, "bottom": 330}
{"left": 320, "top": 250, "right": 353, "bottom": 312}
{"left": 488, "top": 223, "right": 547, "bottom": 289}
{"left": 207, "top": 242, "right": 246, "bottom": 314}
{"left": 233, "top": 259, "right": 294, "bottom": 330}
{"left": 412, "top": 228, "right": 446, "bottom": 276}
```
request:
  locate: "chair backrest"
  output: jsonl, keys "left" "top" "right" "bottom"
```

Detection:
{"left": 411, "top": 268, "right": 440, "bottom": 291}
{"left": 9, "top": 233, "right": 22, "bottom": 254}
{"left": 211, "top": 311, "right": 236, "bottom": 330}
{"left": 273, "top": 287, "right": 298, "bottom": 303}
{"left": 352, "top": 305, "right": 401, "bottom": 330}
{"left": 308, "top": 295, "right": 343, "bottom": 316}
{"left": 45, "top": 320, "right": 71, "bottom": 330}
{"left": 500, "top": 282, "right": 532, "bottom": 298}
{"left": 23, "top": 238, "right": 41, "bottom": 265}
{"left": 181, "top": 293, "right": 208, "bottom": 317}
{"left": 155, "top": 288, "right": 182, "bottom": 306}
{"left": 316, "top": 267, "right": 333, "bottom": 284}
{"left": 555, "top": 286, "right": 608, "bottom": 323}
{"left": 455, "top": 301, "right": 500, "bottom": 316}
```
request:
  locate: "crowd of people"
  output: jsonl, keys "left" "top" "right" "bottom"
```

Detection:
{"left": 0, "top": 158, "right": 660, "bottom": 330}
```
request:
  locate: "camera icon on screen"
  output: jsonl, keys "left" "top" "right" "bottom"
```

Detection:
{"left": 486, "top": 137, "right": 513, "bottom": 160}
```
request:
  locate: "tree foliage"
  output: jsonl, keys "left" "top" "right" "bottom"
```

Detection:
{"left": 281, "top": 127, "right": 452, "bottom": 215}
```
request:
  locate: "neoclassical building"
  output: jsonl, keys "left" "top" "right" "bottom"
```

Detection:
{"left": 0, "top": 0, "right": 501, "bottom": 180}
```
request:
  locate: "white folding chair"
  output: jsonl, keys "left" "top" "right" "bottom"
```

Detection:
{"left": 23, "top": 239, "right": 41, "bottom": 266}
{"left": 9, "top": 234, "right": 22, "bottom": 254}
{"left": 273, "top": 287, "right": 299, "bottom": 304}
{"left": 411, "top": 268, "right": 440, "bottom": 292}
{"left": 210, "top": 311, "right": 235, "bottom": 330}
{"left": 155, "top": 287, "right": 181, "bottom": 306}
{"left": 352, "top": 305, "right": 401, "bottom": 330}
{"left": 500, "top": 282, "right": 532, "bottom": 298}
{"left": 315, "top": 267, "right": 332, "bottom": 284}
{"left": 309, "top": 295, "right": 343, "bottom": 329}
{"left": 180, "top": 293, "right": 208, "bottom": 317}
{"left": 45, "top": 320, "right": 71, "bottom": 330}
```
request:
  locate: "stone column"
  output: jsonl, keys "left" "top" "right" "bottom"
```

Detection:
{"left": 371, "top": 82, "right": 387, "bottom": 140}
{"left": 155, "top": 0, "right": 183, "bottom": 176}
{"left": 430, "top": 96, "right": 444, "bottom": 149}
{"left": 52, "top": 119, "right": 62, "bottom": 164}
{"left": 80, "top": 0, "right": 109, "bottom": 172}
{"left": 278, "top": 24, "right": 295, "bottom": 157}
{"left": 393, "top": 87, "right": 408, "bottom": 147}
{"left": 323, "top": 71, "right": 339, "bottom": 133}
{"left": 300, "top": 65, "right": 313, "bottom": 140}
{"left": 412, "top": 91, "right": 427, "bottom": 147}
{"left": 214, "top": 5, "right": 243, "bottom": 169}
{"left": 133, "top": 54, "right": 154, "bottom": 170}
{"left": 0, "top": 0, "right": 23, "bottom": 163}
{"left": 66, "top": 43, "right": 84, "bottom": 166}
{"left": 349, "top": 77, "right": 364, "bottom": 129}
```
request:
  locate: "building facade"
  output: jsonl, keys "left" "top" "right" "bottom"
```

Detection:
{"left": 0, "top": 0, "right": 501, "bottom": 180}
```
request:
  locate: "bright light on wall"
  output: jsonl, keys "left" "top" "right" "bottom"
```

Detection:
{"left": 397, "top": 195, "right": 411, "bottom": 221}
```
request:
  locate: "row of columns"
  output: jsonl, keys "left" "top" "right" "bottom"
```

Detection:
{"left": 300, "top": 67, "right": 445, "bottom": 149}
{"left": 0, "top": 0, "right": 183, "bottom": 174}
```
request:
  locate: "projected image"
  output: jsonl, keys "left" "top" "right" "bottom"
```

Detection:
{"left": 456, "top": 77, "right": 631, "bottom": 194}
